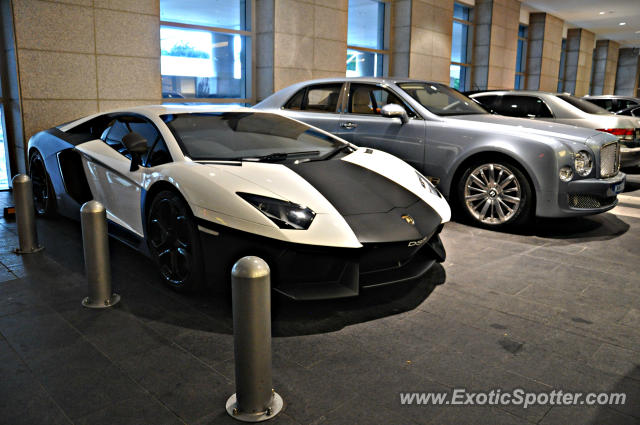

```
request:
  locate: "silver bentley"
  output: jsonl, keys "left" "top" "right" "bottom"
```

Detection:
{"left": 255, "top": 77, "right": 626, "bottom": 228}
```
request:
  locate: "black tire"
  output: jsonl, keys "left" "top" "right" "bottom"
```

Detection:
{"left": 455, "top": 159, "right": 533, "bottom": 228}
{"left": 28, "top": 150, "right": 56, "bottom": 216}
{"left": 146, "top": 190, "right": 204, "bottom": 292}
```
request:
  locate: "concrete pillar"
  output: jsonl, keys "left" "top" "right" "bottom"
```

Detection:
{"left": 591, "top": 40, "right": 619, "bottom": 95}
{"left": 472, "top": 0, "right": 520, "bottom": 90}
{"left": 392, "top": 0, "right": 453, "bottom": 84}
{"left": 0, "top": 0, "right": 24, "bottom": 175}
{"left": 562, "top": 28, "right": 595, "bottom": 96}
{"left": 614, "top": 48, "right": 640, "bottom": 97}
{"left": 255, "top": 0, "right": 348, "bottom": 101}
{"left": 6, "top": 0, "right": 161, "bottom": 171}
{"left": 525, "top": 12, "right": 564, "bottom": 91}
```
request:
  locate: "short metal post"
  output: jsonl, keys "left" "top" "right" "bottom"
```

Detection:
{"left": 226, "top": 256, "right": 283, "bottom": 422}
{"left": 12, "top": 174, "right": 43, "bottom": 254}
{"left": 80, "top": 200, "right": 120, "bottom": 309}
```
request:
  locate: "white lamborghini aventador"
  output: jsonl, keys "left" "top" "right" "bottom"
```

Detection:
{"left": 27, "top": 105, "right": 450, "bottom": 299}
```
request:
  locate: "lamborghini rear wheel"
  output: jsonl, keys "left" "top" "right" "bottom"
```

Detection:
{"left": 147, "top": 190, "right": 204, "bottom": 292}
{"left": 29, "top": 150, "right": 56, "bottom": 216}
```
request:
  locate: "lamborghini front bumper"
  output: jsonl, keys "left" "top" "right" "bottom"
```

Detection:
{"left": 197, "top": 219, "right": 446, "bottom": 300}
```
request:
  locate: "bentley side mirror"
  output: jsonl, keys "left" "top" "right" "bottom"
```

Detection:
{"left": 381, "top": 104, "right": 409, "bottom": 124}
{"left": 122, "top": 132, "right": 148, "bottom": 171}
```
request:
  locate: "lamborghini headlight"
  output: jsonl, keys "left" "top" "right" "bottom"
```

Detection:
{"left": 574, "top": 150, "right": 593, "bottom": 177}
{"left": 416, "top": 171, "right": 441, "bottom": 197}
{"left": 237, "top": 193, "right": 316, "bottom": 230}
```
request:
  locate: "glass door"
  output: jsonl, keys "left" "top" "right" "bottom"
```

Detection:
{"left": 0, "top": 102, "right": 8, "bottom": 190}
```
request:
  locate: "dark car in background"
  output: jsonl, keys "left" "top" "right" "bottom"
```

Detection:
{"left": 583, "top": 95, "right": 640, "bottom": 113}
{"left": 615, "top": 105, "right": 640, "bottom": 118}
{"left": 256, "top": 78, "right": 626, "bottom": 229}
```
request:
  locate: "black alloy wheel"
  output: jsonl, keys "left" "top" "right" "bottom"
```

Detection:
{"left": 29, "top": 150, "right": 55, "bottom": 216}
{"left": 147, "top": 190, "right": 203, "bottom": 291}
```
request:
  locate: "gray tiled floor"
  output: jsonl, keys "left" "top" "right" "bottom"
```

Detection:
{"left": 0, "top": 173, "right": 639, "bottom": 425}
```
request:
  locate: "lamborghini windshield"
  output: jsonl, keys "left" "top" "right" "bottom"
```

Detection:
{"left": 162, "top": 112, "right": 345, "bottom": 161}
{"left": 398, "top": 82, "right": 488, "bottom": 116}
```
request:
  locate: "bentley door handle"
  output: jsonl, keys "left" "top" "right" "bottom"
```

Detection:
{"left": 340, "top": 122, "right": 358, "bottom": 129}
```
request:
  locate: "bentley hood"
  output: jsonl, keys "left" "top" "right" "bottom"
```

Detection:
{"left": 449, "top": 114, "right": 611, "bottom": 144}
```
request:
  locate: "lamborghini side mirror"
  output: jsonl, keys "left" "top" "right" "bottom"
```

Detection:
{"left": 122, "top": 132, "right": 147, "bottom": 171}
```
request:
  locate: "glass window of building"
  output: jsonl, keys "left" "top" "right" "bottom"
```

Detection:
{"left": 346, "top": 0, "right": 389, "bottom": 78}
{"left": 450, "top": 3, "right": 473, "bottom": 91}
{"left": 557, "top": 38, "right": 567, "bottom": 92}
{"left": 515, "top": 24, "right": 527, "bottom": 90}
{"left": 160, "top": 0, "right": 253, "bottom": 103}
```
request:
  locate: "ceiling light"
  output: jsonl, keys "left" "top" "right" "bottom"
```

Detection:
{"left": 599, "top": 11, "right": 606, "bottom": 15}
{"left": 619, "top": 22, "right": 626, "bottom": 26}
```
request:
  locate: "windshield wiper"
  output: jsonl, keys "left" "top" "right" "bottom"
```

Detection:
{"left": 320, "top": 144, "right": 354, "bottom": 160}
{"left": 241, "top": 150, "right": 321, "bottom": 162}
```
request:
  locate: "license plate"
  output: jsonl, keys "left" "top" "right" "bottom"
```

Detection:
{"left": 613, "top": 182, "right": 625, "bottom": 194}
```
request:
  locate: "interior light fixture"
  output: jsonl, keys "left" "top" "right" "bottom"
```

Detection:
{"left": 619, "top": 22, "right": 626, "bottom": 26}
{"left": 598, "top": 11, "right": 606, "bottom": 15}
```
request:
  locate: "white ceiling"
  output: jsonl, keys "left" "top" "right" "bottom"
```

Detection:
{"left": 522, "top": 0, "right": 640, "bottom": 48}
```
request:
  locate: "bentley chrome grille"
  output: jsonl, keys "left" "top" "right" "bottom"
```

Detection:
{"left": 600, "top": 142, "right": 620, "bottom": 178}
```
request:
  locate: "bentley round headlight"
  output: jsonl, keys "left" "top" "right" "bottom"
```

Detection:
{"left": 559, "top": 166, "right": 573, "bottom": 182}
{"left": 574, "top": 150, "right": 593, "bottom": 177}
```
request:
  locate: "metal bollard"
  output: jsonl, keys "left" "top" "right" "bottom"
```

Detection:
{"left": 12, "top": 174, "right": 43, "bottom": 254}
{"left": 80, "top": 201, "right": 120, "bottom": 309}
{"left": 226, "top": 256, "right": 283, "bottom": 422}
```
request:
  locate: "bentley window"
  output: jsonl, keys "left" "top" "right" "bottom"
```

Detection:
{"left": 398, "top": 82, "right": 487, "bottom": 116}
{"left": 284, "top": 84, "right": 342, "bottom": 113}
{"left": 347, "top": 84, "right": 414, "bottom": 116}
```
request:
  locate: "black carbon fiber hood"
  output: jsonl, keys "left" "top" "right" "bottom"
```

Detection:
{"left": 287, "top": 159, "right": 442, "bottom": 243}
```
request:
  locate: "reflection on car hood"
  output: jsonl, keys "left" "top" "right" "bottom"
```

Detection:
{"left": 448, "top": 114, "right": 603, "bottom": 142}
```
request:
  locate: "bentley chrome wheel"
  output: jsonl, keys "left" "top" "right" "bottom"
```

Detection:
{"left": 463, "top": 163, "right": 521, "bottom": 225}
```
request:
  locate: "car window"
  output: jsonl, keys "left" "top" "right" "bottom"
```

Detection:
{"left": 557, "top": 95, "right": 610, "bottom": 115}
{"left": 621, "top": 99, "right": 639, "bottom": 110}
{"left": 284, "top": 84, "right": 342, "bottom": 113}
{"left": 103, "top": 120, "right": 130, "bottom": 154}
{"left": 284, "top": 89, "right": 304, "bottom": 110}
{"left": 162, "top": 112, "right": 345, "bottom": 161}
{"left": 588, "top": 98, "right": 613, "bottom": 110}
{"left": 347, "top": 84, "right": 415, "bottom": 116}
{"left": 494, "top": 95, "right": 553, "bottom": 118}
{"left": 473, "top": 95, "right": 498, "bottom": 110}
{"left": 398, "top": 82, "right": 487, "bottom": 116}
{"left": 146, "top": 138, "right": 172, "bottom": 167}
{"left": 102, "top": 116, "right": 168, "bottom": 166}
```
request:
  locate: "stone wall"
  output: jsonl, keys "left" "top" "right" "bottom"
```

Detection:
{"left": 255, "top": 0, "right": 348, "bottom": 101}
{"left": 8, "top": 0, "right": 161, "bottom": 171}
{"left": 525, "top": 12, "right": 564, "bottom": 91}
{"left": 392, "top": 0, "right": 453, "bottom": 84}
